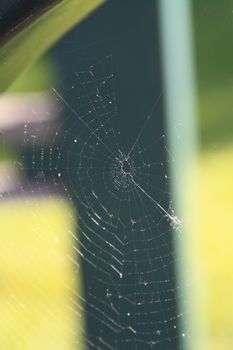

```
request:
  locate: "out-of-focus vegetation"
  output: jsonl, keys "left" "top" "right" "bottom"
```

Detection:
{"left": 0, "top": 53, "right": 84, "bottom": 348}
{"left": 8, "top": 57, "right": 56, "bottom": 93}
{"left": 193, "top": 0, "right": 233, "bottom": 148}
{"left": 0, "top": 0, "right": 104, "bottom": 92}
{"left": 0, "top": 1, "right": 96, "bottom": 342}
{"left": 0, "top": 198, "right": 82, "bottom": 350}
{"left": 187, "top": 1, "right": 233, "bottom": 348}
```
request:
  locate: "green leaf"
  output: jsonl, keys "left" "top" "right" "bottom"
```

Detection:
{"left": 0, "top": 0, "right": 104, "bottom": 93}
{"left": 8, "top": 57, "right": 56, "bottom": 93}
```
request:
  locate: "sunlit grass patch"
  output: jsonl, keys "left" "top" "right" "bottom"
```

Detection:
{"left": 0, "top": 197, "right": 83, "bottom": 349}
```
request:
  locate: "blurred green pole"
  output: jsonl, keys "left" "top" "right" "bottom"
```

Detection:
{"left": 159, "top": 1, "right": 199, "bottom": 349}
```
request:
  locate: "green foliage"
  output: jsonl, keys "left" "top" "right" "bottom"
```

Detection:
{"left": 0, "top": 0, "right": 104, "bottom": 93}
{"left": 193, "top": 0, "right": 233, "bottom": 148}
{"left": 8, "top": 57, "right": 56, "bottom": 93}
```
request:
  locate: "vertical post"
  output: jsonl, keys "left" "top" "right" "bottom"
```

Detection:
{"left": 159, "top": 1, "right": 200, "bottom": 349}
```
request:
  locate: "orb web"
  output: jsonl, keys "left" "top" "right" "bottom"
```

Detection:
{"left": 5, "top": 41, "right": 185, "bottom": 349}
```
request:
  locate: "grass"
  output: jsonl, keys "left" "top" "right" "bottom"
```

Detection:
{"left": 0, "top": 197, "right": 83, "bottom": 350}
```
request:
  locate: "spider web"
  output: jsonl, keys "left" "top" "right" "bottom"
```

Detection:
{"left": 6, "top": 37, "right": 185, "bottom": 349}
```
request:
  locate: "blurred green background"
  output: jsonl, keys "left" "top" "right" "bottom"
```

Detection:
{"left": 1, "top": 0, "right": 233, "bottom": 349}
